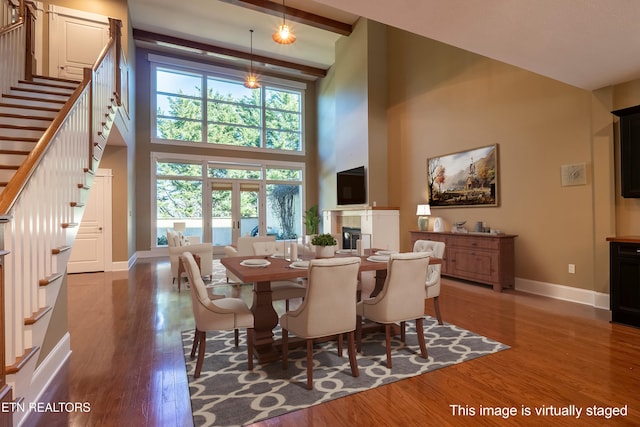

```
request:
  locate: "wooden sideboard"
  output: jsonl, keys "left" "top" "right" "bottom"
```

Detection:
{"left": 410, "top": 231, "right": 517, "bottom": 292}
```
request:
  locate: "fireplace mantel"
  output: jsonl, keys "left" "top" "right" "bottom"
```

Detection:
{"left": 323, "top": 207, "right": 400, "bottom": 251}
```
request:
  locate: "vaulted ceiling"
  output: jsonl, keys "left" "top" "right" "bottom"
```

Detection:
{"left": 129, "top": 0, "right": 640, "bottom": 90}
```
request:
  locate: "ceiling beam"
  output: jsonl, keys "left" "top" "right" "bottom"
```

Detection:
{"left": 221, "top": 0, "right": 353, "bottom": 36}
{"left": 133, "top": 28, "right": 327, "bottom": 78}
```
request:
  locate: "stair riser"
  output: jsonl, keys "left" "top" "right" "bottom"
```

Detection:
{"left": 16, "top": 82, "right": 75, "bottom": 96}
{"left": 0, "top": 155, "right": 28, "bottom": 166}
{"left": 0, "top": 106, "right": 58, "bottom": 118}
{"left": 0, "top": 140, "right": 37, "bottom": 151}
{"left": 0, "top": 116, "right": 52, "bottom": 127}
{"left": 0, "top": 98, "right": 63, "bottom": 110}
{"left": 8, "top": 89, "right": 69, "bottom": 102}
{"left": 0, "top": 128, "right": 43, "bottom": 139}
{"left": 0, "top": 169, "right": 17, "bottom": 181}
{"left": 31, "top": 77, "right": 78, "bottom": 90}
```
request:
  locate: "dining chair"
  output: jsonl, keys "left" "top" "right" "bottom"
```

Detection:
{"left": 181, "top": 252, "right": 254, "bottom": 377}
{"left": 413, "top": 239, "right": 446, "bottom": 324}
{"left": 252, "top": 241, "right": 307, "bottom": 311}
{"left": 356, "top": 252, "right": 430, "bottom": 369}
{"left": 280, "top": 257, "right": 361, "bottom": 390}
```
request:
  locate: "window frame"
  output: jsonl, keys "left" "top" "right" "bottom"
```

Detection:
{"left": 149, "top": 54, "right": 306, "bottom": 155}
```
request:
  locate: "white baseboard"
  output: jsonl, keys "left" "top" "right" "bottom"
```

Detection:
{"left": 515, "top": 278, "right": 610, "bottom": 310}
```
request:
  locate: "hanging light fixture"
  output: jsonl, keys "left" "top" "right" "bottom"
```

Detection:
{"left": 244, "top": 29, "right": 260, "bottom": 89}
{"left": 272, "top": 0, "right": 296, "bottom": 44}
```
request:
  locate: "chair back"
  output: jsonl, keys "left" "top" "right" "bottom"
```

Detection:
{"left": 413, "top": 239, "right": 445, "bottom": 286}
{"left": 236, "top": 235, "right": 276, "bottom": 256}
{"left": 252, "top": 240, "right": 287, "bottom": 256}
{"left": 371, "top": 252, "right": 430, "bottom": 321}
{"left": 181, "top": 252, "right": 237, "bottom": 330}
{"left": 290, "top": 257, "right": 361, "bottom": 338}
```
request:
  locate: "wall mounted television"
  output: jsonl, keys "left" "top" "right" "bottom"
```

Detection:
{"left": 337, "top": 166, "right": 366, "bottom": 205}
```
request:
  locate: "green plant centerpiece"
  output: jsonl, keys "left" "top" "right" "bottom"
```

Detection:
{"left": 303, "top": 205, "right": 321, "bottom": 236}
{"left": 311, "top": 233, "right": 337, "bottom": 258}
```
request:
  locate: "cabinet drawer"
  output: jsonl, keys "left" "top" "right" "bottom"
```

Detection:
{"left": 450, "top": 236, "right": 499, "bottom": 250}
{"left": 615, "top": 243, "right": 640, "bottom": 258}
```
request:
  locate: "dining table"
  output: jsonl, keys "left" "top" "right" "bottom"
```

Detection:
{"left": 220, "top": 249, "right": 441, "bottom": 364}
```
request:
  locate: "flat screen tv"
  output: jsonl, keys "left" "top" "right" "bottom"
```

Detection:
{"left": 337, "top": 166, "right": 366, "bottom": 205}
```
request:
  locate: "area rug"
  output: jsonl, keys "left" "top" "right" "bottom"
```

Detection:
{"left": 182, "top": 317, "right": 509, "bottom": 427}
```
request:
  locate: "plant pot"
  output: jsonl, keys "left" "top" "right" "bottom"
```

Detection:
{"left": 315, "top": 245, "right": 336, "bottom": 259}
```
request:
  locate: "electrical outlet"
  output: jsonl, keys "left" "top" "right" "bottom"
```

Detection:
{"left": 568, "top": 264, "right": 576, "bottom": 274}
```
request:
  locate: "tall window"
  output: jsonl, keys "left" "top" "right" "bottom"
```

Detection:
{"left": 153, "top": 63, "right": 304, "bottom": 152}
{"left": 152, "top": 155, "right": 304, "bottom": 247}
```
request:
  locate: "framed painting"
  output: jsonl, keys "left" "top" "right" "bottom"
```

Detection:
{"left": 427, "top": 144, "right": 499, "bottom": 207}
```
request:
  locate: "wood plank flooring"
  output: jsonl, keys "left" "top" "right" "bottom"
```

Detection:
{"left": 29, "top": 257, "right": 639, "bottom": 426}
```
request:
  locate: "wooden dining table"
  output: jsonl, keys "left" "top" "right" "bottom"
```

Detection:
{"left": 221, "top": 250, "right": 441, "bottom": 364}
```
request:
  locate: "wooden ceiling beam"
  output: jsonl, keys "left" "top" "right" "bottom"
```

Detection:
{"left": 221, "top": 0, "right": 353, "bottom": 36}
{"left": 133, "top": 28, "right": 327, "bottom": 78}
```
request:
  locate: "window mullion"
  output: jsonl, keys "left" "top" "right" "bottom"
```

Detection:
{"left": 202, "top": 74, "right": 208, "bottom": 144}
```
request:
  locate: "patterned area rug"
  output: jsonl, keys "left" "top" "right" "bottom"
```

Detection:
{"left": 182, "top": 316, "right": 509, "bottom": 427}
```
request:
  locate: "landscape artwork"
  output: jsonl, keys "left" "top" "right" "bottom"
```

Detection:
{"left": 427, "top": 144, "right": 498, "bottom": 207}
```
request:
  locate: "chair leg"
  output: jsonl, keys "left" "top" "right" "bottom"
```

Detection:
{"left": 195, "top": 330, "right": 207, "bottom": 378}
{"left": 356, "top": 315, "right": 363, "bottom": 353}
{"left": 282, "top": 328, "right": 289, "bottom": 370}
{"left": 400, "top": 321, "right": 406, "bottom": 343}
{"left": 306, "top": 339, "right": 313, "bottom": 390}
{"left": 433, "top": 296, "right": 443, "bottom": 325}
{"left": 416, "top": 317, "right": 428, "bottom": 359}
{"left": 337, "top": 333, "right": 343, "bottom": 357}
{"left": 247, "top": 328, "right": 254, "bottom": 370}
{"left": 347, "top": 331, "right": 359, "bottom": 378}
{"left": 385, "top": 324, "right": 392, "bottom": 369}
{"left": 234, "top": 329, "right": 239, "bottom": 347}
{"left": 190, "top": 328, "right": 201, "bottom": 358}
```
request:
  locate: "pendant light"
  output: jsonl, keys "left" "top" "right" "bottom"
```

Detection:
{"left": 244, "top": 29, "right": 260, "bottom": 89}
{"left": 272, "top": 0, "right": 296, "bottom": 44}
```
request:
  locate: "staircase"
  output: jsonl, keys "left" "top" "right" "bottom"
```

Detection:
{"left": 0, "top": 76, "right": 78, "bottom": 191}
{"left": 0, "top": 2, "right": 123, "bottom": 424}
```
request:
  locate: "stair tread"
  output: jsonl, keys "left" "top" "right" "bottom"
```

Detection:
{"left": 1, "top": 94, "right": 66, "bottom": 104}
{"left": 0, "top": 103, "right": 59, "bottom": 112}
{"left": 0, "top": 136, "right": 38, "bottom": 142}
{"left": 0, "top": 149, "right": 31, "bottom": 155}
{"left": 10, "top": 87, "right": 70, "bottom": 97}
{"left": 0, "top": 112, "right": 52, "bottom": 121}
{"left": 18, "top": 80, "right": 76, "bottom": 91}
{"left": 0, "top": 124, "right": 47, "bottom": 131}
{"left": 32, "top": 74, "right": 80, "bottom": 85}
{"left": 6, "top": 347, "right": 40, "bottom": 375}
{"left": 24, "top": 306, "right": 53, "bottom": 325}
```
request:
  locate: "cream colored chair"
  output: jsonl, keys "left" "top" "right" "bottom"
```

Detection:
{"left": 181, "top": 252, "right": 254, "bottom": 377}
{"left": 223, "top": 235, "right": 276, "bottom": 283}
{"left": 280, "top": 257, "right": 361, "bottom": 390}
{"left": 167, "top": 230, "right": 213, "bottom": 284}
{"left": 413, "top": 240, "right": 446, "bottom": 324}
{"left": 252, "top": 241, "right": 306, "bottom": 311}
{"left": 356, "top": 252, "right": 430, "bottom": 369}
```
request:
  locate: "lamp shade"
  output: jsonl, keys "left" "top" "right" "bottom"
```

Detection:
{"left": 416, "top": 204, "right": 431, "bottom": 216}
{"left": 173, "top": 222, "right": 186, "bottom": 232}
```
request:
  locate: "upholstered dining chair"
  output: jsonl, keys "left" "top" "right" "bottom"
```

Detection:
{"left": 356, "top": 252, "right": 430, "bottom": 369}
{"left": 181, "top": 252, "right": 254, "bottom": 378}
{"left": 413, "top": 239, "right": 446, "bottom": 324}
{"left": 223, "top": 235, "right": 276, "bottom": 283}
{"left": 280, "top": 257, "right": 361, "bottom": 390}
{"left": 167, "top": 230, "right": 213, "bottom": 284}
{"left": 251, "top": 241, "right": 307, "bottom": 311}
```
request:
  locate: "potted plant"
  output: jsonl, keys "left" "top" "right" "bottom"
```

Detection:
{"left": 303, "top": 205, "right": 321, "bottom": 235}
{"left": 311, "top": 233, "right": 337, "bottom": 258}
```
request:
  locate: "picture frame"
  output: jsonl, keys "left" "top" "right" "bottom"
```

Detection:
{"left": 427, "top": 144, "right": 499, "bottom": 207}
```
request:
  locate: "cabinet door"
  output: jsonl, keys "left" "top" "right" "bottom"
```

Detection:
{"left": 610, "top": 243, "right": 640, "bottom": 327}
{"left": 449, "top": 248, "right": 499, "bottom": 284}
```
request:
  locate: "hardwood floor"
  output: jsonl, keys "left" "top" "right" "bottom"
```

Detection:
{"left": 30, "top": 257, "right": 639, "bottom": 426}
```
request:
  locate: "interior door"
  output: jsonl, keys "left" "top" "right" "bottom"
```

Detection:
{"left": 68, "top": 176, "right": 106, "bottom": 273}
{"left": 48, "top": 6, "right": 109, "bottom": 80}
{"left": 211, "top": 181, "right": 260, "bottom": 248}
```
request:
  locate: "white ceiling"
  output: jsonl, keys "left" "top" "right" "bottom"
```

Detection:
{"left": 129, "top": 0, "right": 640, "bottom": 90}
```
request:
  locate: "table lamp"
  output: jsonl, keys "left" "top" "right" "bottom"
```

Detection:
{"left": 416, "top": 204, "right": 431, "bottom": 231}
{"left": 173, "top": 222, "right": 186, "bottom": 233}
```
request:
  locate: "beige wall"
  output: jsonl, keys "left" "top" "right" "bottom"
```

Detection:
{"left": 386, "top": 28, "right": 616, "bottom": 292}
{"left": 317, "top": 19, "right": 389, "bottom": 213}
{"left": 319, "top": 23, "right": 630, "bottom": 294}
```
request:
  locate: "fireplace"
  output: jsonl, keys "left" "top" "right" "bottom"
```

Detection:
{"left": 342, "top": 226, "right": 361, "bottom": 249}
